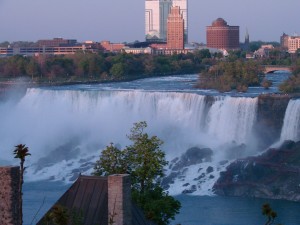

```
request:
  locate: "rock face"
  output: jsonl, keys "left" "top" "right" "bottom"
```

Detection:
{"left": 170, "top": 147, "right": 213, "bottom": 171}
{"left": 213, "top": 141, "right": 300, "bottom": 201}
{"left": 161, "top": 147, "right": 216, "bottom": 193}
{"left": 254, "top": 94, "right": 291, "bottom": 148}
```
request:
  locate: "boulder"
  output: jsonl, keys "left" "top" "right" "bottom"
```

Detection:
{"left": 213, "top": 141, "right": 300, "bottom": 201}
{"left": 171, "top": 147, "right": 213, "bottom": 171}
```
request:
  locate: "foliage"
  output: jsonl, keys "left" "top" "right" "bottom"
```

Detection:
{"left": 93, "top": 143, "right": 127, "bottom": 176}
{"left": 126, "top": 121, "right": 167, "bottom": 192}
{"left": 93, "top": 121, "right": 180, "bottom": 225}
{"left": 261, "top": 79, "right": 273, "bottom": 89}
{"left": 262, "top": 203, "right": 283, "bottom": 225}
{"left": 132, "top": 186, "right": 181, "bottom": 225}
{"left": 13, "top": 144, "right": 31, "bottom": 225}
{"left": 0, "top": 51, "right": 210, "bottom": 82}
{"left": 279, "top": 60, "right": 300, "bottom": 93}
{"left": 196, "top": 60, "right": 263, "bottom": 92}
{"left": 42, "top": 204, "right": 84, "bottom": 225}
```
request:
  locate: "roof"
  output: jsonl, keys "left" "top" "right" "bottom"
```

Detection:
{"left": 37, "top": 175, "right": 154, "bottom": 225}
{"left": 212, "top": 18, "right": 228, "bottom": 27}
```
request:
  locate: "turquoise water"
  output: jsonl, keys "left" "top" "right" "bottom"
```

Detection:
{"left": 174, "top": 195, "right": 300, "bottom": 225}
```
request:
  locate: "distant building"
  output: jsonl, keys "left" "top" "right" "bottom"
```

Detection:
{"left": 167, "top": 6, "right": 184, "bottom": 50}
{"left": 100, "top": 41, "right": 125, "bottom": 52}
{"left": 37, "top": 38, "right": 77, "bottom": 47}
{"left": 243, "top": 29, "right": 250, "bottom": 51}
{"left": 145, "top": 0, "right": 187, "bottom": 43}
{"left": 280, "top": 33, "right": 300, "bottom": 53}
{"left": 123, "top": 47, "right": 153, "bottom": 54}
{"left": 0, "top": 45, "right": 92, "bottom": 57}
{"left": 280, "top": 33, "right": 289, "bottom": 49}
{"left": 172, "top": 0, "right": 188, "bottom": 43}
{"left": 254, "top": 44, "right": 274, "bottom": 58}
{"left": 206, "top": 18, "right": 240, "bottom": 50}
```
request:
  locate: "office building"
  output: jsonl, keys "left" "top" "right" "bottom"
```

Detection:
{"left": 145, "top": 0, "right": 187, "bottom": 42}
{"left": 37, "top": 38, "right": 77, "bottom": 47}
{"left": 167, "top": 6, "right": 184, "bottom": 49}
{"left": 172, "top": 0, "right": 188, "bottom": 42}
{"left": 206, "top": 18, "right": 239, "bottom": 50}
{"left": 280, "top": 33, "right": 300, "bottom": 53}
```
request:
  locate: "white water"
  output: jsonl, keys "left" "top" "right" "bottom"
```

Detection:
{"left": 206, "top": 97, "right": 258, "bottom": 145}
{"left": 0, "top": 88, "right": 260, "bottom": 194}
{"left": 280, "top": 99, "right": 300, "bottom": 142}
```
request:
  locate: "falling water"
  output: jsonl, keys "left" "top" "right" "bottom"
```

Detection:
{"left": 280, "top": 99, "right": 300, "bottom": 142}
{"left": 0, "top": 88, "right": 259, "bottom": 192}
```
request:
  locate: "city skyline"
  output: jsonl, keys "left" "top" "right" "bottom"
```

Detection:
{"left": 0, "top": 0, "right": 299, "bottom": 43}
{"left": 145, "top": 0, "right": 187, "bottom": 42}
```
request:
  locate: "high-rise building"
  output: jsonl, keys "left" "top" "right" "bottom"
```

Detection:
{"left": 167, "top": 6, "right": 184, "bottom": 49}
{"left": 206, "top": 18, "right": 240, "bottom": 50}
{"left": 145, "top": 0, "right": 187, "bottom": 43}
{"left": 280, "top": 33, "right": 289, "bottom": 49}
{"left": 172, "top": 0, "right": 188, "bottom": 42}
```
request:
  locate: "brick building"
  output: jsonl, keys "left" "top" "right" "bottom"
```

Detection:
{"left": 37, "top": 38, "right": 77, "bottom": 47}
{"left": 206, "top": 18, "right": 240, "bottom": 50}
{"left": 167, "top": 6, "right": 184, "bottom": 50}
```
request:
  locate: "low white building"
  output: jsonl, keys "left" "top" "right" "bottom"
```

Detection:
{"left": 123, "top": 47, "right": 153, "bottom": 54}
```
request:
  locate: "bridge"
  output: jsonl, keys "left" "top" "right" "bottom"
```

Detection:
{"left": 263, "top": 65, "right": 292, "bottom": 74}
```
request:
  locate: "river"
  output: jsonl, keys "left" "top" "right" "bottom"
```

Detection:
{"left": 1, "top": 72, "right": 300, "bottom": 225}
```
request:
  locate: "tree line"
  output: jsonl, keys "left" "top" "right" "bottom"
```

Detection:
{"left": 0, "top": 50, "right": 213, "bottom": 83}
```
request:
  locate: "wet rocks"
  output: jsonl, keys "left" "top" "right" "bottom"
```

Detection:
{"left": 170, "top": 147, "right": 213, "bottom": 171}
{"left": 213, "top": 141, "right": 300, "bottom": 202}
{"left": 161, "top": 146, "right": 215, "bottom": 192}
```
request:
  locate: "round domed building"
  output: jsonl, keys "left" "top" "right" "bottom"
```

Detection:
{"left": 206, "top": 18, "right": 240, "bottom": 50}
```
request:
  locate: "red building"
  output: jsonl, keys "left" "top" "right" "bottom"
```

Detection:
{"left": 206, "top": 18, "right": 239, "bottom": 50}
{"left": 167, "top": 6, "right": 184, "bottom": 50}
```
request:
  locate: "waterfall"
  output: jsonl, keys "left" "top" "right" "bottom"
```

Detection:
{"left": 205, "top": 97, "right": 258, "bottom": 145}
{"left": 280, "top": 99, "right": 300, "bottom": 142}
{"left": 0, "top": 88, "right": 259, "bottom": 184}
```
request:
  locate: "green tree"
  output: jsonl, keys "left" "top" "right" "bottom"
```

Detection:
{"left": 13, "top": 144, "right": 31, "bottom": 225}
{"left": 93, "top": 121, "right": 181, "bottom": 225}
{"left": 279, "top": 59, "right": 300, "bottom": 93}
{"left": 125, "top": 121, "right": 167, "bottom": 193}
{"left": 109, "top": 62, "right": 127, "bottom": 79}
{"left": 93, "top": 143, "right": 127, "bottom": 176}
{"left": 262, "top": 203, "right": 283, "bottom": 225}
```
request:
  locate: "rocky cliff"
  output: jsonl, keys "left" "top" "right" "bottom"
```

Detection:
{"left": 213, "top": 141, "right": 300, "bottom": 201}
{"left": 254, "top": 94, "right": 291, "bottom": 148}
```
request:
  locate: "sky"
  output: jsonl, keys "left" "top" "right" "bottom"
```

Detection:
{"left": 0, "top": 0, "right": 299, "bottom": 43}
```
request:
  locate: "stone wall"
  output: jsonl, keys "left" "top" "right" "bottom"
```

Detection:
{"left": 108, "top": 174, "right": 132, "bottom": 225}
{"left": 0, "top": 166, "right": 20, "bottom": 225}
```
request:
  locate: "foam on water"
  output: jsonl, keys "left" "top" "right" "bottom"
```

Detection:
{"left": 0, "top": 87, "right": 272, "bottom": 195}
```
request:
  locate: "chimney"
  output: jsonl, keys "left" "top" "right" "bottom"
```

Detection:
{"left": 0, "top": 166, "right": 20, "bottom": 225}
{"left": 108, "top": 174, "right": 132, "bottom": 225}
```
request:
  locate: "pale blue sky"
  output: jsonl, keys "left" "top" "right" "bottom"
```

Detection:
{"left": 0, "top": 0, "right": 298, "bottom": 43}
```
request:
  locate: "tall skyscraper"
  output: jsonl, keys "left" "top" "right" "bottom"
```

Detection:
{"left": 167, "top": 6, "right": 184, "bottom": 49}
{"left": 145, "top": 0, "right": 187, "bottom": 43}
{"left": 172, "top": 0, "right": 188, "bottom": 43}
{"left": 206, "top": 18, "right": 240, "bottom": 50}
